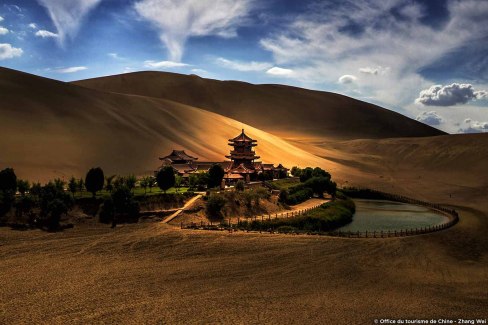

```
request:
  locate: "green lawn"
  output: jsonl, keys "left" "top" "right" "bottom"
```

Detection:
{"left": 269, "top": 178, "right": 300, "bottom": 190}
{"left": 73, "top": 187, "right": 189, "bottom": 199}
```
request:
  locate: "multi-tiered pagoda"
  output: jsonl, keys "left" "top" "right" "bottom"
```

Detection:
{"left": 225, "top": 129, "right": 260, "bottom": 182}
{"left": 157, "top": 129, "right": 288, "bottom": 184}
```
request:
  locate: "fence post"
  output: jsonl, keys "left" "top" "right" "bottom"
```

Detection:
{"left": 365, "top": 230, "right": 368, "bottom": 238}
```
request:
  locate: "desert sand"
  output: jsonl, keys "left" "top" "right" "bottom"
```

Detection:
{"left": 1, "top": 68, "right": 487, "bottom": 324}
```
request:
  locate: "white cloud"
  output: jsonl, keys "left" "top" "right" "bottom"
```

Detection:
{"left": 36, "top": 0, "right": 102, "bottom": 46}
{"left": 134, "top": 0, "right": 253, "bottom": 62}
{"left": 459, "top": 118, "right": 488, "bottom": 133}
{"left": 416, "top": 83, "right": 488, "bottom": 106}
{"left": 415, "top": 111, "right": 443, "bottom": 126}
{"left": 0, "top": 43, "right": 23, "bottom": 60}
{"left": 35, "top": 29, "right": 59, "bottom": 38}
{"left": 108, "top": 52, "right": 124, "bottom": 60}
{"left": 338, "top": 75, "right": 357, "bottom": 84}
{"left": 54, "top": 66, "right": 88, "bottom": 73}
{"left": 144, "top": 60, "right": 189, "bottom": 68}
{"left": 359, "top": 66, "right": 389, "bottom": 76}
{"left": 216, "top": 57, "right": 271, "bottom": 72}
{"left": 0, "top": 16, "right": 3, "bottom": 22}
{"left": 191, "top": 68, "right": 208, "bottom": 74}
{"left": 0, "top": 27, "right": 9, "bottom": 35}
{"left": 28, "top": 23, "right": 37, "bottom": 29}
{"left": 266, "top": 66, "right": 293, "bottom": 77}
{"left": 259, "top": 0, "right": 488, "bottom": 109}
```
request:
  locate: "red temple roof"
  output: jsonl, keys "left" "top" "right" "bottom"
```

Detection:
{"left": 229, "top": 129, "right": 257, "bottom": 142}
{"left": 159, "top": 150, "right": 198, "bottom": 162}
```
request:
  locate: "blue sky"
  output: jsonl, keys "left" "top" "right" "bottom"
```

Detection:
{"left": 1, "top": 0, "right": 487, "bottom": 133}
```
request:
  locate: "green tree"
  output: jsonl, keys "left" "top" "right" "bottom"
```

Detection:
{"left": 0, "top": 168, "right": 17, "bottom": 193}
{"left": 17, "top": 179, "right": 30, "bottom": 196}
{"left": 312, "top": 167, "right": 331, "bottom": 179}
{"left": 156, "top": 167, "right": 175, "bottom": 194}
{"left": 235, "top": 180, "right": 245, "bottom": 192}
{"left": 38, "top": 182, "right": 74, "bottom": 231}
{"left": 208, "top": 164, "right": 224, "bottom": 188}
{"left": 78, "top": 178, "right": 85, "bottom": 194}
{"left": 105, "top": 175, "right": 116, "bottom": 193}
{"left": 278, "top": 189, "right": 289, "bottom": 204}
{"left": 290, "top": 166, "right": 301, "bottom": 177}
{"left": 85, "top": 167, "right": 105, "bottom": 198}
{"left": 0, "top": 168, "right": 17, "bottom": 221}
{"left": 299, "top": 167, "right": 314, "bottom": 182}
{"left": 125, "top": 175, "right": 137, "bottom": 191}
{"left": 30, "top": 182, "right": 42, "bottom": 197}
{"left": 174, "top": 175, "right": 183, "bottom": 192}
{"left": 147, "top": 176, "right": 155, "bottom": 192}
{"left": 110, "top": 186, "right": 140, "bottom": 226}
{"left": 304, "top": 177, "right": 329, "bottom": 198}
{"left": 15, "top": 195, "right": 34, "bottom": 221}
{"left": 53, "top": 178, "right": 65, "bottom": 191}
{"left": 68, "top": 177, "right": 78, "bottom": 198}
{"left": 0, "top": 191, "right": 14, "bottom": 221}
{"left": 140, "top": 177, "right": 149, "bottom": 195}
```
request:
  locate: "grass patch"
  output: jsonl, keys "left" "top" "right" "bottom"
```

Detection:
{"left": 268, "top": 178, "right": 300, "bottom": 190}
{"left": 237, "top": 198, "right": 355, "bottom": 233}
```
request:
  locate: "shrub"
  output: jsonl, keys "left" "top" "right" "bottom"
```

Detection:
{"left": 287, "top": 188, "right": 313, "bottom": 205}
{"left": 99, "top": 198, "right": 114, "bottom": 224}
{"left": 111, "top": 186, "right": 140, "bottom": 223}
{"left": 37, "top": 182, "right": 74, "bottom": 230}
{"left": 205, "top": 194, "right": 226, "bottom": 220}
{"left": 0, "top": 191, "right": 14, "bottom": 221}
{"left": 17, "top": 179, "right": 30, "bottom": 196}
{"left": 278, "top": 189, "right": 289, "bottom": 203}
{"left": 235, "top": 180, "right": 245, "bottom": 192}
{"left": 276, "top": 225, "right": 298, "bottom": 233}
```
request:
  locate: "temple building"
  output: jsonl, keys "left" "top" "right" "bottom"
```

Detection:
{"left": 158, "top": 129, "right": 288, "bottom": 184}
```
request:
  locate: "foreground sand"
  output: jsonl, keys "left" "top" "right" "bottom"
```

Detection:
{"left": 1, "top": 203, "right": 486, "bottom": 324}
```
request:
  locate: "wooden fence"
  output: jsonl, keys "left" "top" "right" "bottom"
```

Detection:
{"left": 181, "top": 189, "right": 460, "bottom": 238}
{"left": 181, "top": 201, "right": 325, "bottom": 230}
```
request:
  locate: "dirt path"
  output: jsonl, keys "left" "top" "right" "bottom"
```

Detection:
{"left": 162, "top": 194, "right": 203, "bottom": 223}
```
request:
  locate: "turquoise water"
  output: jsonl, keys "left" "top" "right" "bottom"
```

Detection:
{"left": 337, "top": 199, "right": 449, "bottom": 232}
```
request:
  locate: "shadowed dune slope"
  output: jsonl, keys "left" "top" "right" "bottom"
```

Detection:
{"left": 73, "top": 71, "right": 445, "bottom": 140}
{"left": 0, "top": 67, "right": 329, "bottom": 181}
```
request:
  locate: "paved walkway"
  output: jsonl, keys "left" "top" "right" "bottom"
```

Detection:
{"left": 162, "top": 194, "right": 203, "bottom": 223}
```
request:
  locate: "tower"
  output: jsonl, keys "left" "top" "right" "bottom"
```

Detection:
{"left": 226, "top": 129, "right": 260, "bottom": 169}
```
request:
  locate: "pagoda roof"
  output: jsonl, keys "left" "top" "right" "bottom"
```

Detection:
{"left": 192, "top": 161, "right": 232, "bottom": 171}
{"left": 229, "top": 163, "right": 255, "bottom": 174}
{"left": 159, "top": 150, "right": 198, "bottom": 162}
{"left": 229, "top": 129, "right": 257, "bottom": 142}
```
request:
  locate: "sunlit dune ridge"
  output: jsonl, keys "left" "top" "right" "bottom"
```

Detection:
{"left": 73, "top": 71, "right": 445, "bottom": 140}
{"left": 0, "top": 67, "right": 330, "bottom": 182}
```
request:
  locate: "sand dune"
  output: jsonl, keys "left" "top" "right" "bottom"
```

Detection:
{"left": 0, "top": 67, "right": 331, "bottom": 182}
{"left": 2, "top": 67, "right": 487, "bottom": 209}
{"left": 73, "top": 71, "right": 445, "bottom": 140}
